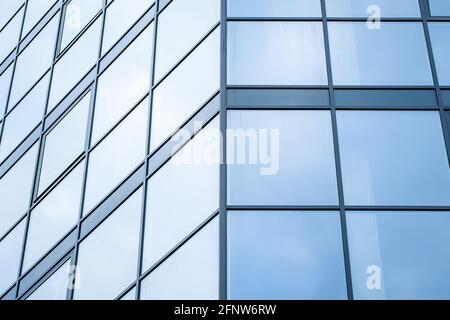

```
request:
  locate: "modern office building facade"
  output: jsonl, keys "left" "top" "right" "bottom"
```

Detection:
{"left": 1, "top": 0, "right": 450, "bottom": 300}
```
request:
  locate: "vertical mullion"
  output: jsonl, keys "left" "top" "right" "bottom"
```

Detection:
{"left": 135, "top": 0, "right": 159, "bottom": 301}
{"left": 14, "top": 0, "right": 65, "bottom": 300}
{"left": 320, "top": 0, "right": 354, "bottom": 300}
{"left": 67, "top": 0, "right": 107, "bottom": 301}
{"left": 219, "top": 0, "right": 228, "bottom": 301}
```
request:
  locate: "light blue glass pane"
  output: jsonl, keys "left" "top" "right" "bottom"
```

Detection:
{"left": 141, "top": 217, "right": 219, "bottom": 300}
{"left": 0, "top": 73, "right": 49, "bottom": 162}
{"left": 150, "top": 28, "right": 219, "bottom": 151}
{"left": 337, "top": 111, "right": 450, "bottom": 206}
{"left": 9, "top": 14, "right": 58, "bottom": 107}
{"left": 326, "top": 0, "right": 421, "bottom": 17}
{"left": 328, "top": 22, "right": 433, "bottom": 85}
{"left": 429, "top": 23, "right": 450, "bottom": 86}
{"left": 0, "top": 220, "right": 25, "bottom": 295}
{"left": 228, "top": 21, "right": 328, "bottom": 85}
{"left": 22, "top": 0, "right": 58, "bottom": 36}
{"left": 74, "top": 188, "right": 142, "bottom": 300}
{"left": 120, "top": 287, "right": 135, "bottom": 300}
{"left": 228, "top": 110, "right": 338, "bottom": 206}
{"left": 144, "top": 118, "right": 219, "bottom": 270}
{"left": 228, "top": 211, "right": 347, "bottom": 300}
{"left": 0, "top": 65, "right": 14, "bottom": 116}
{"left": 347, "top": 211, "right": 450, "bottom": 300}
{"left": 48, "top": 18, "right": 101, "bottom": 111}
{"left": 83, "top": 99, "right": 147, "bottom": 215}
{"left": 0, "top": 8, "right": 23, "bottom": 63}
{"left": 0, "top": 0, "right": 23, "bottom": 30}
{"left": 101, "top": 0, "right": 154, "bottom": 54}
{"left": 60, "top": 0, "right": 103, "bottom": 50}
{"left": 154, "top": 0, "right": 219, "bottom": 81}
{"left": 0, "top": 144, "right": 38, "bottom": 237}
{"left": 24, "top": 162, "right": 84, "bottom": 271}
{"left": 228, "top": 0, "right": 321, "bottom": 17}
{"left": 429, "top": 0, "right": 450, "bottom": 16}
{"left": 92, "top": 24, "right": 153, "bottom": 144}
{"left": 39, "top": 92, "right": 90, "bottom": 194}
{"left": 27, "top": 260, "right": 70, "bottom": 300}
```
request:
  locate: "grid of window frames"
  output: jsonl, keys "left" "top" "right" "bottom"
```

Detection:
{"left": 0, "top": 0, "right": 449, "bottom": 301}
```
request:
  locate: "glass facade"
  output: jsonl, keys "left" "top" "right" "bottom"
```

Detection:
{"left": 1, "top": 0, "right": 450, "bottom": 301}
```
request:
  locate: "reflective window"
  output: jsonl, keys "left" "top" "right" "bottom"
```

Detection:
{"left": 0, "top": 8, "right": 23, "bottom": 63}
{"left": 22, "top": 0, "right": 58, "bottom": 36}
{"left": 429, "top": 23, "right": 450, "bottom": 86}
{"left": 102, "top": 0, "right": 154, "bottom": 54}
{"left": 0, "top": 0, "right": 24, "bottom": 30}
{"left": 24, "top": 162, "right": 84, "bottom": 271}
{"left": 0, "top": 73, "right": 49, "bottom": 162}
{"left": 337, "top": 111, "right": 450, "bottom": 206}
{"left": 150, "top": 28, "right": 219, "bottom": 151}
{"left": 92, "top": 24, "right": 153, "bottom": 144}
{"left": 429, "top": 0, "right": 450, "bottom": 16}
{"left": 328, "top": 22, "right": 433, "bottom": 85}
{"left": 228, "top": 110, "right": 338, "bottom": 206}
{"left": 326, "top": 0, "right": 421, "bottom": 17}
{"left": 143, "top": 118, "right": 220, "bottom": 270}
{"left": 74, "top": 189, "right": 142, "bottom": 300}
{"left": 83, "top": 99, "right": 147, "bottom": 215}
{"left": 120, "top": 287, "right": 136, "bottom": 300}
{"left": 0, "top": 144, "right": 38, "bottom": 237}
{"left": 347, "top": 211, "right": 450, "bottom": 300}
{"left": 39, "top": 92, "right": 90, "bottom": 194}
{"left": 228, "top": 0, "right": 321, "bottom": 17}
{"left": 0, "top": 65, "right": 13, "bottom": 115}
{"left": 228, "top": 211, "right": 347, "bottom": 300}
{"left": 9, "top": 14, "right": 58, "bottom": 107}
{"left": 60, "top": 0, "right": 103, "bottom": 51}
{"left": 0, "top": 220, "right": 25, "bottom": 295}
{"left": 141, "top": 217, "right": 219, "bottom": 300}
{"left": 48, "top": 18, "right": 101, "bottom": 111}
{"left": 154, "top": 0, "right": 220, "bottom": 81}
{"left": 228, "top": 22, "right": 328, "bottom": 85}
{"left": 27, "top": 260, "right": 70, "bottom": 300}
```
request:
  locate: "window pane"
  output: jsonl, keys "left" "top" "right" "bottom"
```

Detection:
{"left": 102, "top": 0, "right": 154, "bottom": 54}
{"left": 228, "top": 22, "right": 328, "bottom": 85}
{"left": 38, "top": 93, "right": 90, "bottom": 194}
{"left": 22, "top": 0, "right": 58, "bottom": 36}
{"left": 27, "top": 260, "right": 69, "bottom": 300}
{"left": 83, "top": 99, "right": 147, "bottom": 215}
{"left": 143, "top": 118, "right": 220, "bottom": 270}
{"left": 0, "top": 0, "right": 24, "bottom": 30}
{"left": 228, "top": 110, "right": 338, "bottom": 206}
{"left": 0, "top": 73, "right": 49, "bottom": 162}
{"left": 0, "top": 144, "right": 38, "bottom": 237}
{"left": 120, "top": 287, "right": 136, "bottom": 300}
{"left": 326, "top": 0, "right": 421, "bottom": 17}
{"left": 228, "top": 211, "right": 347, "bottom": 300}
{"left": 328, "top": 22, "right": 433, "bottom": 85}
{"left": 337, "top": 111, "right": 450, "bottom": 206}
{"left": 9, "top": 14, "right": 58, "bottom": 107}
{"left": 150, "top": 28, "right": 219, "bottom": 151}
{"left": 60, "top": 0, "right": 103, "bottom": 51}
{"left": 74, "top": 189, "right": 142, "bottom": 300}
{"left": 429, "top": 22, "right": 450, "bottom": 85}
{"left": 0, "top": 8, "right": 23, "bottom": 63}
{"left": 347, "top": 211, "right": 450, "bottom": 300}
{"left": 48, "top": 18, "right": 101, "bottom": 111}
{"left": 0, "top": 220, "right": 25, "bottom": 295}
{"left": 429, "top": 0, "right": 450, "bottom": 16}
{"left": 141, "top": 217, "right": 219, "bottom": 300}
{"left": 154, "top": 0, "right": 220, "bottom": 81}
{"left": 92, "top": 24, "right": 153, "bottom": 144}
{"left": 228, "top": 0, "right": 321, "bottom": 17}
{"left": 0, "top": 65, "right": 14, "bottom": 115}
{"left": 24, "top": 162, "right": 84, "bottom": 271}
